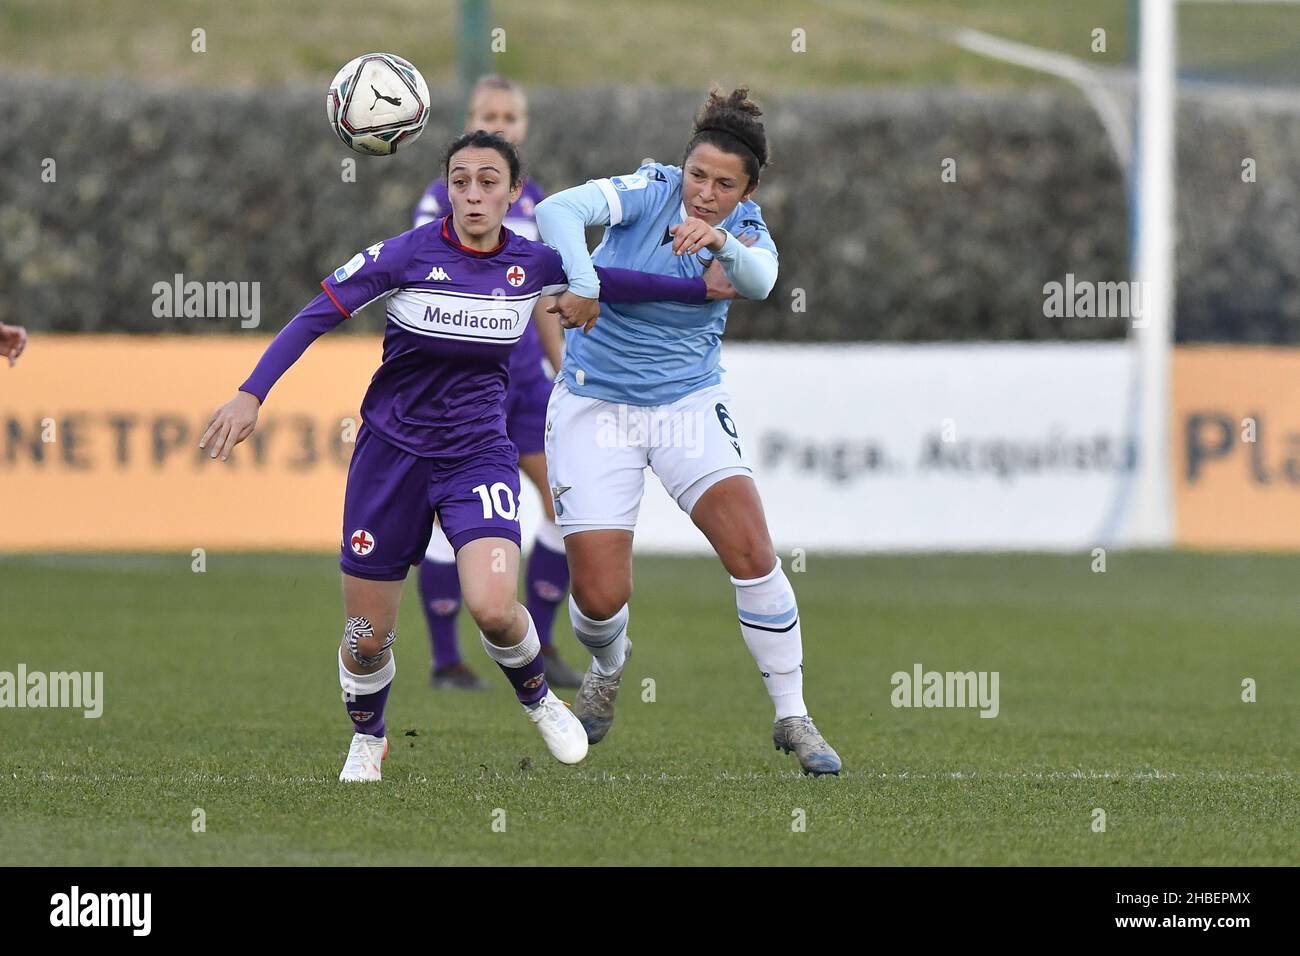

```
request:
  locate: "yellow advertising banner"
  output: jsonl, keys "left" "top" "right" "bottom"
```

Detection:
{"left": 1173, "top": 345, "right": 1300, "bottom": 550}
{"left": 1, "top": 335, "right": 372, "bottom": 551}
{"left": 8, "top": 338, "right": 1300, "bottom": 552}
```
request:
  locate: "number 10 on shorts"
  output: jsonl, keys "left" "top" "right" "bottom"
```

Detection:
{"left": 473, "top": 482, "right": 518, "bottom": 520}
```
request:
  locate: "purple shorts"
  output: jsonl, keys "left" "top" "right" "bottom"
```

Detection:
{"left": 506, "top": 368, "right": 553, "bottom": 457}
{"left": 340, "top": 426, "right": 522, "bottom": 581}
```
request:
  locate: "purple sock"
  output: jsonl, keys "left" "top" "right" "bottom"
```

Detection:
{"left": 346, "top": 682, "right": 391, "bottom": 738}
{"left": 419, "top": 558, "right": 463, "bottom": 668}
{"left": 481, "top": 615, "right": 549, "bottom": 707}
{"left": 497, "top": 652, "right": 548, "bottom": 707}
{"left": 525, "top": 540, "right": 570, "bottom": 649}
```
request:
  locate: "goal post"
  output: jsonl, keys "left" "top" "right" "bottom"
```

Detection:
{"left": 1128, "top": 0, "right": 1177, "bottom": 546}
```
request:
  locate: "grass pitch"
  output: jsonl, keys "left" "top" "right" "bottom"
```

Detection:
{"left": 7, "top": 0, "right": 1299, "bottom": 93}
{"left": 0, "top": 551, "right": 1296, "bottom": 866}
{"left": 1, "top": 0, "right": 1137, "bottom": 91}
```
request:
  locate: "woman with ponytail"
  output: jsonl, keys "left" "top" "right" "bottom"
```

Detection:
{"left": 535, "top": 87, "right": 842, "bottom": 775}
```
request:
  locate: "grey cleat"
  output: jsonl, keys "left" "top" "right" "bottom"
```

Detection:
{"left": 773, "top": 716, "right": 842, "bottom": 776}
{"left": 572, "top": 640, "right": 632, "bottom": 744}
{"left": 541, "top": 645, "right": 583, "bottom": 689}
{"left": 430, "top": 662, "right": 491, "bottom": 691}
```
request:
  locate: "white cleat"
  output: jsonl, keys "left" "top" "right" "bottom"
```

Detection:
{"left": 339, "top": 732, "right": 388, "bottom": 782}
{"left": 525, "top": 690, "right": 589, "bottom": 765}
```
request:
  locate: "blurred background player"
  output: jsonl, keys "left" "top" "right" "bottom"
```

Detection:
{"left": 412, "top": 75, "right": 580, "bottom": 691}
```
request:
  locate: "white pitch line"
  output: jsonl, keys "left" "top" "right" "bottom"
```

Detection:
{"left": 11, "top": 768, "right": 1296, "bottom": 787}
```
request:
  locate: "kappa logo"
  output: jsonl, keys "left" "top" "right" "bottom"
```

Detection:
{"left": 425, "top": 266, "right": 452, "bottom": 281}
{"left": 367, "top": 242, "right": 384, "bottom": 261}
{"left": 506, "top": 265, "right": 526, "bottom": 287}
{"left": 349, "top": 529, "right": 376, "bottom": 555}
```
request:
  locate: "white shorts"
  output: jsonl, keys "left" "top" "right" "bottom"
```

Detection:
{"left": 544, "top": 379, "right": 754, "bottom": 534}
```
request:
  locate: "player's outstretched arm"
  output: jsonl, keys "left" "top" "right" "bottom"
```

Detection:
{"left": 547, "top": 266, "right": 718, "bottom": 334}
{"left": 593, "top": 266, "right": 706, "bottom": 304}
{"left": 199, "top": 291, "right": 349, "bottom": 461}
{"left": 563, "top": 234, "right": 760, "bottom": 319}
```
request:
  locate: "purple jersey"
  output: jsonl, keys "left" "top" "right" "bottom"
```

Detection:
{"left": 415, "top": 177, "right": 549, "bottom": 382}
{"left": 323, "top": 217, "right": 567, "bottom": 460}
{"left": 237, "top": 223, "right": 707, "bottom": 458}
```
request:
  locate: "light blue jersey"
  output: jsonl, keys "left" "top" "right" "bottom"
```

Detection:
{"left": 556, "top": 163, "right": 778, "bottom": 406}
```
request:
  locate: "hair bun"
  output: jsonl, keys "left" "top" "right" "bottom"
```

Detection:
{"left": 690, "top": 85, "right": 769, "bottom": 173}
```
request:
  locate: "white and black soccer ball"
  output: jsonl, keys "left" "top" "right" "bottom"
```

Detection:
{"left": 326, "top": 53, "right": 430, "bottom": 156}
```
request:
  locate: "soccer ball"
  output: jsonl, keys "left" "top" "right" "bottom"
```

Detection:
{"left": 326, "top": 53, "right": 430, "bottom": 155}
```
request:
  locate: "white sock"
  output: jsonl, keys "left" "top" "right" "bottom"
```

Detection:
{"left": 534, "top": 517, "right": 567, "bottom": 554}
{"left": 733, "top": 558, "right": 807, "bottom": 720}
{"left": 479, "top": 608, "right": 541, "bottom": 668}
{"left": 338, "top": 648, "right": 396, "bottom": 698}
{"left": 424, "top": 521, "right": 455, "bottom": 562}
{"left": 569, "top": 596, "right": 629, "bottom": 677}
